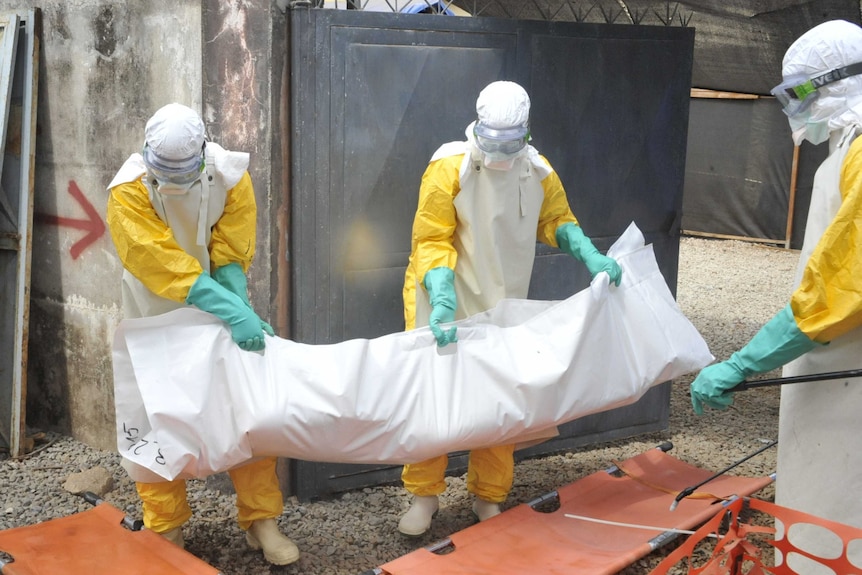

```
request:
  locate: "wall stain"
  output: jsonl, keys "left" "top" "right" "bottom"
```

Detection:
{"left": 50, "top": 3, "right": 71, "bottom": 41}
{"left": 93, "top": 5, "right": 116, "bottom": 58}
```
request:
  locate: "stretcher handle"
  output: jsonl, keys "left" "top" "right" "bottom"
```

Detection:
{"left": 603, "top": 441, "right": 673, "bottom": 475}
{"left": 731, "top": 368, "right": 862, "bottom": 392}
{"left": 81, "top": 491, "right": 144, "bottom": 531}
{"left": 527, "top": 443, "right": 676, "bottom": 512}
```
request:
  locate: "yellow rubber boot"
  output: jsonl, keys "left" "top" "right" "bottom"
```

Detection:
{"left": 397, "top": 495, "right": 439, "bottom": 536}
{"left": 160, "top": 526, "right": 185, "bottom": 548}
{"left": 472, "top": 497, "right": 501, "bottom": 521}
{"left": 246, "top": 518, "right": 300, "bottom": 566}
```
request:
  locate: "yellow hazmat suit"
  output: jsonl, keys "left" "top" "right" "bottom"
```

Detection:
{"left": 689, "top": 20, "right": 862, "bottom": 564}
{"left": 789, "top": 135, "right": 862, "bottom": 341}
{"left": 778, "top": 127, "right": 862, "bottom": 543}
{"left": 106, "top": 112, "right": 283, "bottom": 537}
{"left": 401, "top": 138, "right": 578, "bottom": 503}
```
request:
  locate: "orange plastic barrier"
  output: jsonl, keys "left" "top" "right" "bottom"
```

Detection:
{"left": 375, "top": 447, "right": 774, "bottom": 575}
{"left": 0, "top": 503, "right": 220, "bottom": 575}
{"left": 649, "top": 496, "right": 862, "bottom": 575}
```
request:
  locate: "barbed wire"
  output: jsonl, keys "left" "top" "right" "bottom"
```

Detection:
{"left": 299, "top": 1, "right": 692, "bottom": 26}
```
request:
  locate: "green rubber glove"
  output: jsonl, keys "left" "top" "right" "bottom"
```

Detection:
{"left": 556, "top": 222, "right": 622, "bottom": 286}
{"left": 186, "top": 271, "right": 269, "bottom": 351}
{"left": 690, "top": 305, "right": 820, "bottom": 415}
{"left": 213, "top": 263, "right": 275, "bottom": 337}
{"left": 424, "top": 266, "right": 458, "bottom": 347}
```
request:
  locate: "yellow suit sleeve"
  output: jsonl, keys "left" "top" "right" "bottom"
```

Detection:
{"left": 791, "top": 137, "right": 862, "bottom": 342}
{"left": 106, "top": 179, "right": 202, "bottom": 303}
{"left": 535, "top": 155, "right": 579, "bottom": 246}
{"left": 409, "top": 155, "right": 461, "bottom": 283}
{"left": 209, "top": 171, "right": 257, "bottom": 272}
{"left": 403, "top": 155, "right": 462, "bottom": 330}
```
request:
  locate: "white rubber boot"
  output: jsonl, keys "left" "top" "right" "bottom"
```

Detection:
{"left": 160, "top": 526, "right": 185, "bottom": 549}
{"left": 246, "top": 518, "right": 300, "bottom": 566}
{"left": 397, "top": 495, "right": 439, "bottom": 536}
{"left": 472, "top": 497, "right": 501, "bottom": 521}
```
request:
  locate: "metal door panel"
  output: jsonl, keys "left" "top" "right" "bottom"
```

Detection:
{"left": 529, "top": 33, "right": 690, "bottom": 235}
{"left": 293, "top": 11, "right": 521, "bottom": 344}
{"left": 0, "top": 14, "right": 16, "bottom": 171}
{"left": 289, "top": 8, "right": 693, "bottom": 500}
{"left": 337, "top": 36, "right": 518, "bottom": 337}
{"left": 0, "top": 10, "right": 37, "bottom": 459}
{"left": 0, "top": 12, "right": 21, "bottom": 457}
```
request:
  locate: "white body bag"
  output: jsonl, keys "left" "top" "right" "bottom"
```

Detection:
{"left": 113, "top": 223, "right": 713, "bottom": 482}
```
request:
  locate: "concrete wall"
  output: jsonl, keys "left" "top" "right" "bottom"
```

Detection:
{"left": 0, "top": 0, "right": 279, "bottom": 451}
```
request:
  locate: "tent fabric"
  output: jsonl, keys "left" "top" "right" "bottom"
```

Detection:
{"left": 376, "top": 447, "right": 774, "bottom": 575}
{"left": 682, "top": 97, "right": 828, "bottom": 248}
{"left": 454, "top": 1, "right": 862, "bottom": 95}
{"left": 682, "top": 0, "right": 862, "bottom": 95}
{"left": 112, "top": 223, "right": 713, "bottom": 483}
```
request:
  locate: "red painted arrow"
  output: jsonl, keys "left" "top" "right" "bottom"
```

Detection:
{"left": 36, "top": 180, "right": 105, "bottom": 259}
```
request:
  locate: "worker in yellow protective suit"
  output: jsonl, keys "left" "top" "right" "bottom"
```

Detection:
{"left": 106, "top": 103, "right": 299, "bottom": 565}
{"left": 398, "top": 81, "right": 623, "bottom": 536}
{"left": 690, "top": 20, "right": 862, "bottom": 564}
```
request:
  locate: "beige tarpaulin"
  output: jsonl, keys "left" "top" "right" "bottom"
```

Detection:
{"left": 112, "top": 223, "right": 713, "bottom": 482}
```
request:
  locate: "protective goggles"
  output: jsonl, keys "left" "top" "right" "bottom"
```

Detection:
{"left": 473, "top": 123, "right": 530, "bottom": 156}
{"left": 771, "top": 61, "right": 862, "bottom": 117}
{"left": 142, "top": 143, "right": 205, "bottom": 186}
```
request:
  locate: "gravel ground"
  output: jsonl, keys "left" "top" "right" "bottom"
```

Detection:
{"left": 0, "top": 236, "right": 800, "bottom": 574}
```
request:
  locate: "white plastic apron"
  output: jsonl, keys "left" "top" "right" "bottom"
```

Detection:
{"left": 777, "top": 126, "right": 862, "bottom": 546}
{"left": 108, "top": 144, "right": 247, "bottom": 482}
{"left": 412, "top": 148, "right": 556, "bottom": 447}
{"left": 414, "top": 148, "right": 545, "bottom": 326}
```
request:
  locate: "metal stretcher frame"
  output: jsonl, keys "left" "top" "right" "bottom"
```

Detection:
{"left": 367, "top": 445, "right": 775, "bottom": 575}
{"left": 0, "top": 501, "right": 221, "bottom": 575}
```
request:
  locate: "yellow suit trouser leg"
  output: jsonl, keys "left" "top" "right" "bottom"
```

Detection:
{"left": 402, "top": 445, "right": 515, "bottom": 503}
{"left": 136, "top": 457, "right": 283, "bottom": 533}
{"left": 136, "top": 479, "right": 193, "bottom": 534}
{"left": 402, "top": 454, "right": 449, "bottom": 496}
{"left": 229, "top": 457, "right": 284, "bottom": 530}
{"left": 466, "top": 444, "right": 514, "bottom": 503}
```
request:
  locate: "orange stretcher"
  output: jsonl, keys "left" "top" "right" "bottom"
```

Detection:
{"left": 0, "top": 498, "right": 220, "bottom": 575}
{"left": 371, "top": 444, "right": 774, "bottom": 575}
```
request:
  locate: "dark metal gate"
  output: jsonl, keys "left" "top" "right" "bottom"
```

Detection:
{"left": 287, "top": 7, "right": 693, "bottom": 501}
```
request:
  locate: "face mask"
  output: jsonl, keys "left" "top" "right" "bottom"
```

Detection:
{"left": 153, "top": 178, "right": 197, "bottom": 195}
{"left": 789, "top": 116, "right": 830, "bottom": 146}
{"left": 482, "top": 150, "right": 518, "bottom": 171}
